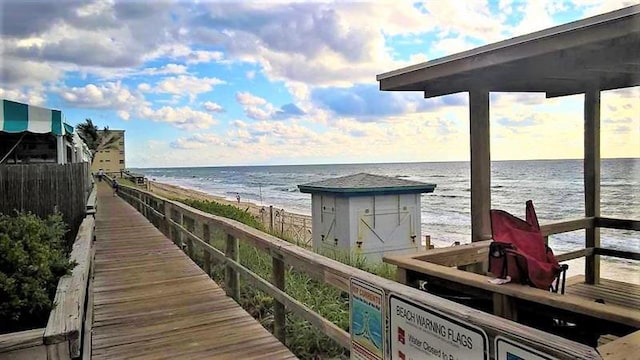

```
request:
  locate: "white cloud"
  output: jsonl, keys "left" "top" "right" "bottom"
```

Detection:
{"left": 203, "top": 101, "right": 224, "bottom": 113}
{"left": 171, "top": 133, "right": 226, "bottom": 149}
{"left": 1, "top": 56, "right": 63, "bottom": 86}
{"left": 236, "top": 91, "right": 276, "bottom": 120}
{"left": 236, "top": 92, "right": 268, "bottom": 106}
{"left": 140, "top": 63, "right": 188, "bottom": 76}
{"left": 575, "top": 0, "right": 640, "bottom": 17}
{"left": 117, "top": 110, "right": 130, "bottom": 120}
{"left": 139, "top": 105, "right": 218, "bottom": 130}
{"left": 0, "top": 87, "right": 47, "bottom": 106}
{"left": 432, "top": 36, "right": 476, "bottom": 56}
{"left": 155, "top": 75, "right": 225, "bottom": 101}
{"left": 57, "top": 81, "right": 144, "bottom": 110}
{"left": 186, "top": 50, "right": 224, "bottom": 64}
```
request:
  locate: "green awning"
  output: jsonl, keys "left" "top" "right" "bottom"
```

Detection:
{"left": 1, "top": 99, "right": 65, "bottom": 136}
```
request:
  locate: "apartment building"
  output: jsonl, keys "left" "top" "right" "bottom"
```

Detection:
{"left": 91, "top": 130, "right": 125, "bottom": 173}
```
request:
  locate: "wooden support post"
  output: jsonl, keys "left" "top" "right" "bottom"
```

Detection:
{"left": 584, "top": 88, "right": 601, "bottom": 285}
{"left": 493, "top": 293, "right": 518, "bottom": 321}
{"left": 469, "top": 90, "right": 491, "bottom": 274}
{"left": 225, "top": 233, "right": 240, "bottom": 300}
{"left": 396, "top": 268, "right": 420, "bottom": 288}
{"left": 203, "top": 223, "right": 212, "bottom": 276}
{"left": 272, "top": 254, "right": 286, "bottom": 343}
{"left": 469, "top": 90, "right": 492, "bottom": 242}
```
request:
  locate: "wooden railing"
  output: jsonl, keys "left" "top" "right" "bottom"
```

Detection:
{"left": 407, "top": 216, "right": 638, "bottom": 275}
{"left": 543, "top": 217, "right": 640, "bottom": 274}
{"left": 109, "top": 178, "right": 602, "bottom": 359}
{"left": 43, "top": 215, "right": 94, "bottom": 358}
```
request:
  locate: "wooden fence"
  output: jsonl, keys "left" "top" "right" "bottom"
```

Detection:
{"left": 110, "top": 178, "right": 602, "bottom": 360}
{"left": 259, "top": 206, "right": 313, "bottom": 248}
{"left": 0, "top": 163, "right": 91, "bottom": 239}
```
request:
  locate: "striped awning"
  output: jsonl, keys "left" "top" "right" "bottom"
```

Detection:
{"left": 0, "top": 99, "right": 65, "bottom": 136}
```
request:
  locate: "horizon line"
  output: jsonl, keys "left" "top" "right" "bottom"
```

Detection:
{"left": 128, "top": 156, "right": 640, "bottom": 170}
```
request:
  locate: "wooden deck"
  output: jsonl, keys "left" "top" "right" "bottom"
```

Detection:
{"left": 90, "top": 183, "right": 296, "bottom": 359}
{"left": 566, "top": 275, "right": 640, "bottom": 310}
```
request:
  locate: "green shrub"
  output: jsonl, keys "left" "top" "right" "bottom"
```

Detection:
{"left": 0, "top": 212, "right": 74, "bottom": 334}
{"left": 181, "top": 199, "right": 265, "bottom": 230}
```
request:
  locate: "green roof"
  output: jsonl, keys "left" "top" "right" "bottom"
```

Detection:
{"left": 298, "top": 173, "right": 436, "bottom": 196}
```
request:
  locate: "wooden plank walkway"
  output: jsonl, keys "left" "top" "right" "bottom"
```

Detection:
{"left": 90, "top": 182, "right": 296, "bottom": 359}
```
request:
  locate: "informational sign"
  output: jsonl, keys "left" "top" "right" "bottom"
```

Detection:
{"left": 495, "top": 336, "right": 557, "bottom": 360}
{"left": 389, "top": 294, "right": 488, "bottom": 360}
{"left": 350, "top": 278, "right": 386, "bottom": 360}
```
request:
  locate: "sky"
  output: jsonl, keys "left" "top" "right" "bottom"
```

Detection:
{"left": 1, "top": 0, "right": 638, "bottom": 168}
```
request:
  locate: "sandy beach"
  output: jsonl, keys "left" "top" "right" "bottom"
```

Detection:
{"left": 149, "top": 180, "right": 305, "bottom": 219}
{"left": 148, "top": 180, "right": 313, "bottom": 246}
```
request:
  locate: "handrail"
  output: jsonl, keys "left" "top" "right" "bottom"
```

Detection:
{"left": 43, "top": 215, "right": 95, "bottom": 357}
{"left": 112, "top": 180, "right": 602, "bottom": 359}
{"left": 0, "top": 328, "right": 44, "bottom": 354}
{"left": 540, "top": 217, "right": 595, "bottom": 236}
{"left": 596, "top": 217, "right": 640, "bottom": 231}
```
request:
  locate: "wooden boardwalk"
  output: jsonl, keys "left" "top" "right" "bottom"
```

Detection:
{"left": 90, "top": 183, "right": 296, "bottom": 359}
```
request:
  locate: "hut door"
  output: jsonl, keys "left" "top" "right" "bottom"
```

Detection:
{"left": 320, "top": 196, "right": 336, "bottom": 249}
{"left": 358, "top": 206, "right": 415, "bottom": 252}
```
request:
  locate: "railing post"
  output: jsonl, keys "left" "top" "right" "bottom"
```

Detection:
{"left": 281, "top": 210, "right": 285, "bottom": 236}
{"left": 178, "top": 211, "right": 185, "bottom": 250}
{"left": 142, "top": 194, "right": 148, "bottom": 219}
{"left": 185, "top": 217, "right": 194, "bottom": 259}
{"left": 161, "top": 201, "right": 170, "bottom": 237}
{"left": 272, "top": 253, "right": 286, "bottom": 342}
{"left": 203, "top": 223, "right": 212, "bottom": 276}
{"left": 269, "top": 205, "right": 274, "bottom": 232}
{"left": 225, "top": 233, "right": 240, "bottom": 300}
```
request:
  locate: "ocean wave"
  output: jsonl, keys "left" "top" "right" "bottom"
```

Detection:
{"left": 274, "top": 186, "right": 299, "bottom": 193}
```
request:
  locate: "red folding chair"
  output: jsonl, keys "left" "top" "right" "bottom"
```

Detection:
{"left": 489, "top": 200, "right": 568, "bottom": 293}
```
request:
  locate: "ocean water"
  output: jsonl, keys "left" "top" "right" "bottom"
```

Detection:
{"left": 134, "top": 158, "right": 639, "bottom": 281}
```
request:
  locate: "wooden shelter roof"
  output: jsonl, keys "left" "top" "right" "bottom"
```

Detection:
{"left": 377, "top": 5, "right": 640, "bottom": 98}
{"left": 298, "top": 172, "right": 436, "bottom": 195}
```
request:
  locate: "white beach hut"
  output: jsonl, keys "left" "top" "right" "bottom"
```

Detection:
{"left": 298, "top": 173, "right": 436, "bottom": 263}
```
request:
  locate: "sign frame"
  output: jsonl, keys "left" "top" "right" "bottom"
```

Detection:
{"left": 350, "top": 277, "right": 386, "bottom": 360}
{"left": 495, "top": 336, "right": 557, "bottom": 360}
{"left": 388, "top": 293, "right": 489, "bottom": 360}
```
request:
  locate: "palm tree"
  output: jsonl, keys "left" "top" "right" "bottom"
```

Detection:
{"left": 76, "top": 119, "right": 120, "bottom": 163}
